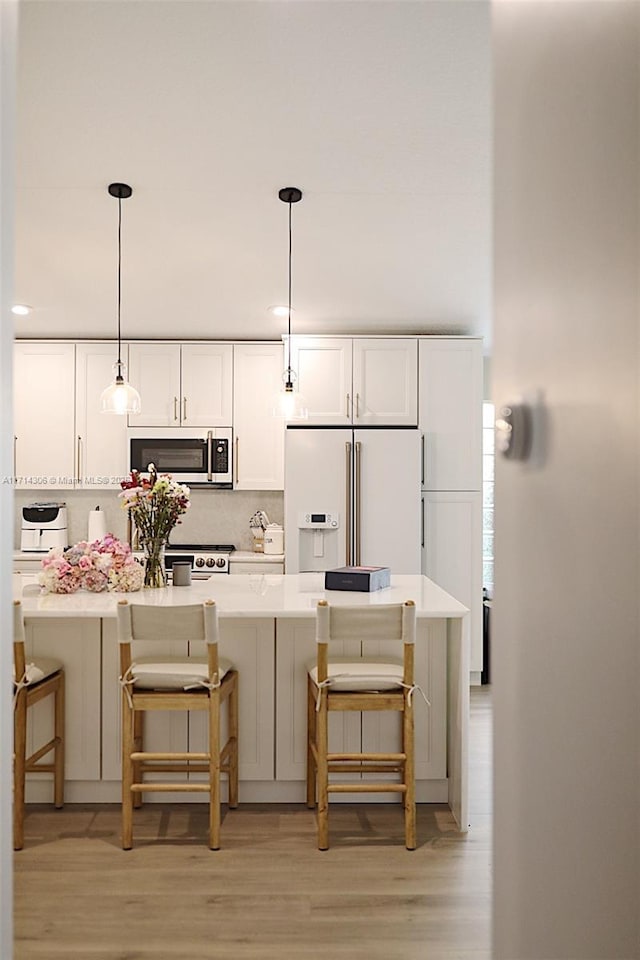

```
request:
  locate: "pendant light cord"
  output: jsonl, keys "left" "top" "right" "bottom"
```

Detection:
{"left": 287, "top": 199, "right": 293, "bottom": 380}
{"left": 117, "top": 195, "right": 123, "bottom": 370}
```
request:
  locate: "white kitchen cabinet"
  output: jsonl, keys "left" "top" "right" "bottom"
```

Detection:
{"left": 422, "top": 491, "right": 483, "bottom": 674}
{"left": 24, "top": 617, "right": 102, "bottom": 789}
{"left": 128, "top": 342, "right": 233, "bottom": 428}
{"left": 75, "top": 342, "right": 129, "bottom": 488}
{"left": 14, "top": 342, "right": 76, "bottom": 488}
{"left": 275, "top": 617, "right": 446, "bottom": 784}
{"left": 233, "top": 342, "right": 285, "bottom": 489}
{"left": 419, "top": 337, "right": 483, "bottom": 491}
{"left": 290, "top": 336, "right": 417, "bottom": 426}
{"left": 188, "top": 619, "right": 275, "bottom": 782}
{"left": 101, "top": 620, "right": 188, "bottom": 783}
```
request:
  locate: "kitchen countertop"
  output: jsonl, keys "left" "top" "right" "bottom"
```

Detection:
{"left": 13, "top": 572, "right": 468, "bottom": 621}
{"left": 14, "top": 549, "right": 284, "bottom": 562}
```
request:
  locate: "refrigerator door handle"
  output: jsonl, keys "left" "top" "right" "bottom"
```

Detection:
{"left": 355, "top": 441, "right": 362, "bottom": 565}
{"left": 345, "top": 442, "right": 352, "bottom": 565}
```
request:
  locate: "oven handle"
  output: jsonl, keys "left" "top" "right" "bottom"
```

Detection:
{"left": 207, "top": 431, "right": 213, "bottom": 481}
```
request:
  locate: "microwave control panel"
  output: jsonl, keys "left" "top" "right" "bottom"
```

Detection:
{"left": 212, "top": 439, "right": 229, "bottom": 474}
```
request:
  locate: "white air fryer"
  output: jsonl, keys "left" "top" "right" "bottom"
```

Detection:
{"left": 20, "top": 502, "right": 69, "bottom": 552}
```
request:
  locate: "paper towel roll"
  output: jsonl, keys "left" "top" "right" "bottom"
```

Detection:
{"left": 88, "top": 508, "right": 107, "bottom": 542}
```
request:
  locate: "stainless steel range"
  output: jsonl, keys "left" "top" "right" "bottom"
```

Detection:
{"left": 134, "top": 544, "right": 235, "bottom": 579}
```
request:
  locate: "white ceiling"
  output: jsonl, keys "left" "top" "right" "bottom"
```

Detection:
{"left": 14, "top": 0, "right": 491, "bottom": 348}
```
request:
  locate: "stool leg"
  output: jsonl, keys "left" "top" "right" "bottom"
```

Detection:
{"left": 227, "top": 673, "right": 239, "bottom": 809}
{"left": 403, "top": 696, "right": 416, "bottom": 850}
{"left": 306, "top": 676, "right": 317, "bottom": 809}
{"left": 317, "top": 689, "right": 329, "bottom": 851}
{"left": 132, "top": 709, "right": 144, "bottom": 809}
{"left": 13, "top": 693, "right": 27, "bottom": 851}
{"left": 54, "top": 673, "right": 65, "bottom": 809}
{"left": 121, "top": 694, "right": 134, "bottom": 850}
{"left": 209, "top": 688, "right": 221, "bottom": 850}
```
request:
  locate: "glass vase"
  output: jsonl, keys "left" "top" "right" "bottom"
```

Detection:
{"left": 142, "top": 538, "right": 167, "bottom": 589}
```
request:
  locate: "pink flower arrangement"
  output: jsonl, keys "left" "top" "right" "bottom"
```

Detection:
{"left": 39, "top": 534, "right": 144, "bottom": 594}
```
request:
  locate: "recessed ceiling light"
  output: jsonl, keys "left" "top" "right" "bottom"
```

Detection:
{"left": 268, "top": 305, "right": 293, "bottom": 318}
{"left": 12, "top": 304, "right": 32, "bottom": 316}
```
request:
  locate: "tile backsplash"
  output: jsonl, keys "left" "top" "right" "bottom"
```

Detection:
{"left": 15, "top": 489, "right": 284, "bottom": 551}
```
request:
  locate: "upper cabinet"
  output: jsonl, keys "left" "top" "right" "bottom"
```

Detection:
{"left": 233, "top": 343, "right": 285, "bottom": 490}
{"left": 75, "top": 343, "right": 129, "bottom": 488}
{"left": 14, "top": 343, "right": 76, "bottom": 488}
{"left": 289, "top": 336, "right": 418, "bottom": 426}
{"left": 128, "top": 342, "right": 233, "bottom": 427}
{"left": 419, "top": 338, "right": 483, "bottom": 491}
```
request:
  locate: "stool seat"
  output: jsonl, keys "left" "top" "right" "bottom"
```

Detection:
{"left": 14, "top": 657, "right": 63, "bottom": 688}
{"left": 308, "top": 656, "right": 404, "bottom": 692}
{"left": 127, "top": 656, "right": 233, "bottom": 691}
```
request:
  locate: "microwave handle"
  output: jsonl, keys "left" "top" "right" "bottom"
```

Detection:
{"left": 207, "top": 431, "right": 213, "bottom": 481}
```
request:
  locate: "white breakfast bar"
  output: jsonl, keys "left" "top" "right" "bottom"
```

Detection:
{"left": 14, "top": 572, "right": 470, "bottom": 830}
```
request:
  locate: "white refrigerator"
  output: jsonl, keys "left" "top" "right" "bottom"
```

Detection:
{"left": 285, "top": 427, "right": 421, "bottom": 574}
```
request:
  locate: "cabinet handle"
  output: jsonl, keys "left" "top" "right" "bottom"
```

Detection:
{"left": 183, "top": 397, "right": 187, "bottom": 422}
{"left": 76, "top": 436, "right": 83, "bottom": 484}
{"left": 346, "top": 393, "right": 351, "bottom": 418}
{"left": 421, "top": 496, "right": 425, "bottom": 549}
{"left": 173, "top": 397, "right": 179, "bottom": 422}
{"left": 13, "top": 435, "right": 17, "bottom": 481}
{"left": 355, "top": 392, "right": 360, "bottom": 418}
{"left": 421, "top": 434, "right": 425, "bottom": 487}
{"left": 235, "top": 437, "right": 239, "bottom": 484}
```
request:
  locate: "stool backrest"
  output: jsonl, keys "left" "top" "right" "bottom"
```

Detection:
{"left": 117, "top": 600, "right": 221, "bottom": 682}
{"left": 315, "top": 600, "right": 416, "bottom": 685}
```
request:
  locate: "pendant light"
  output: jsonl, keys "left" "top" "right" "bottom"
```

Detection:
{"left": 100, "top": 182, "right": 142, "bottom": 415}
{"left": 273, "top": 186, "right": 308, "bottom": 420}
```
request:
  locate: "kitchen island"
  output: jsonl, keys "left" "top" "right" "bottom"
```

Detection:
{"left": 14, "top": 572, "right": 470, "bottom": 829}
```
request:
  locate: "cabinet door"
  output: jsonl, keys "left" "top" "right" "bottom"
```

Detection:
{"left": 422, "top": 491, "right": 483, "bottom": 674}
{"left": 14, "top": 342, "right": 76, "bottom": 488}
{"left": 127, "top": 343, "right": 181, "bottom": 427}
{"left": 189, "top": 619, "right": 275, "bottom": 782}
{"left": 181, "top": 343, "right": 233, "bottom": 427}
{"left": 289, "top": 336, "right": 352, "bottom": 425}
{"left": 353, "top": 338, "right": 418, "bottom": 426}
{"left": 233, "top": 343, "right": 284, "bottom": 489}
{"left": 101, "top": 620, "right": 188, "bottom": 782}
{"left": 419, "top": 338, "right": 482, "bottom": 491}
{"left": 25, "top": 618, "right": 102, "bottom": 784}
{"left": 75, "top": 343, "right": 129, "bottom": 489}
{"left": 275, "top": 618, "right": 360, "bottom": 781}
{"left": 361, "top": 620, "right": 447, "bottom": 781}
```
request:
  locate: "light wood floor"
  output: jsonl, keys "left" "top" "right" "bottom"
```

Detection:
{"left": 14, "top": 687, "right": 492, "bottom": 960}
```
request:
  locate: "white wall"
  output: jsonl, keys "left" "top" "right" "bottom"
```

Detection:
{"left": 0, "top": 4, "right": 17, "bottom": 957}
{"left": 493, "top": 4, "right": 640, "bottom": 958}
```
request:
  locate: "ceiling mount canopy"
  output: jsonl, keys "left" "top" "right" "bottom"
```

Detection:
{"left": 100, "top": 182, "right": 141, "bottom": 415}
{"left": 273, "top": 186, "right": 307, "bottom": 421}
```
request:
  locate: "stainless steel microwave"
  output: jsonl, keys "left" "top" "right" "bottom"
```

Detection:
{"left": 127, "top": 428, "right": 233, "bottom": 487}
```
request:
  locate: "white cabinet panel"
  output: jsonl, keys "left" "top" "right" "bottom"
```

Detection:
{"left": 422, "top": 491, "right": 483, "bottom": 673}
{"left": 128, "top": 343, "right": 181, "bottom": 427}
{"left": 353, "top": 338, "right": 418, "bottom": 426}
{"left": 181, "top": 343, "right": 233, "bottom": 427}
{"left": 25, "top": 618, "right": 101, "bottom": 783}
{"left": 75, "top": 343, "right": 129, "bottom": 488}
{"left": 14, "top": 342, "right": 76, "bottom": 488}
{"left": 189, "top": 619, "right": 275, "bottom": 781}
{"left": 419, "top": 338, "right": 483, "bottom": 491}
{"left": 290, "top": 336, "right": 353, "bottom": 425}
{"left": 275, "top": 618, "right": 361, "bottom": 781}
{"left": 234, "top": 343, "right": 285, "bottom": 489}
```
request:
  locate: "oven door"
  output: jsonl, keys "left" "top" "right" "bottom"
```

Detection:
{"left": 128, "top": 428, "right": 233, "bottom": 486}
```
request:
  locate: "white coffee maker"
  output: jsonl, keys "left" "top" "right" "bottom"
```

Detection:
{"left": 20, "top": 502, "right": 69, "bottom": 552}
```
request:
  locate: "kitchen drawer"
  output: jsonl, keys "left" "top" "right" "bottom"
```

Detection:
{"left": 230, "top": 561, "right": 284, "bottom": 574}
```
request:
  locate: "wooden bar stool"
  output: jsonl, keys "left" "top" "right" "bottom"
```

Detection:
{"left": 13, "top": 599, "right": 65, "bottom": 851}
{"left": 307, "top": 599, "right": 417, "bottom": 850}
{"left": 117, "top": 599, "right": 239, "bottom": 850}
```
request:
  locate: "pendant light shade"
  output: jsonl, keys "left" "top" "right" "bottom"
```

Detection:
{"left": 100, "top": 182, "right": 141, "bottom": 415}
{"left": 273, "top": 186, "right": 308, "bottom": 420}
